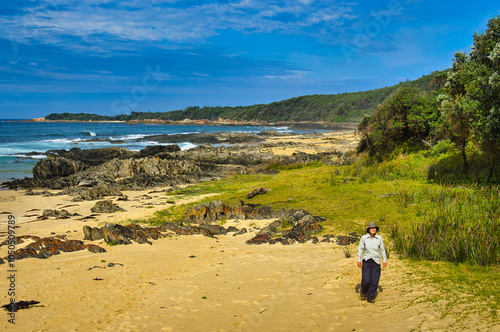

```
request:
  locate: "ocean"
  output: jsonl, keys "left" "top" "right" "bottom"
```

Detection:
{"left": 0, "top": 120, "right": 314, "bottom": 183}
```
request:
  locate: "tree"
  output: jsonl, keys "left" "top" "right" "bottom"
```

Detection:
{"left": 441, "top": 15, "right": 500, "bottom": 182}
{"left": 357, "top": 86, "right": 442, "bottom": 157}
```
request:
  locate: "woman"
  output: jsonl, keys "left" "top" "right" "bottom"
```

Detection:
{"left": 357, "top": 221, "right": 387, "bottom": 303}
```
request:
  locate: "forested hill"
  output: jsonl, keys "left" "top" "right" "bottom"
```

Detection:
{"left": 44, "top": 70, "right": 446, "bottom": 123}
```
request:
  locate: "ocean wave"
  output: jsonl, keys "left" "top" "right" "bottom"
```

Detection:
{"left": 42, "top": 138, "right": 83, "bottom": 144}
{"left": 82, "top": 131, "right": 97, "bottom": 137}
{"left": 12, "top": 154, "right": 46, "bottom": 159}
{"left": 111, "top": 134, "right": 149, "bottom": 141}
{"left": 181, "top": 142, "right": 197, "bottom": 151}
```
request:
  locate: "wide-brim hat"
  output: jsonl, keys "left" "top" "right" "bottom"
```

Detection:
{"left": 366, "top": 222, "right": 379, "bottom": 233}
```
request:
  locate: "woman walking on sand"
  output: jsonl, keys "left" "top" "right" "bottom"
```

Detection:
{"left": 357, "top": 222, "right": 387, "bottom": 303}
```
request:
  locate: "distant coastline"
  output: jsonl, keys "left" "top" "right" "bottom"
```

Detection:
{"left": 24, "top": 117, "right": 358, "bottom": 131}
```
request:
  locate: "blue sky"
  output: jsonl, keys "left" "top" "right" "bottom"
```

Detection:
{"left": 1, "top": 1, "right": 499, "bottom": 119}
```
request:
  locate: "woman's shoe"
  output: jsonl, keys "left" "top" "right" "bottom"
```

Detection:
{"left": 360, "top": 292, "right": 367, "bottom": 300}
{"left": 367, "top": 298, "right": 375, "bottom": 303}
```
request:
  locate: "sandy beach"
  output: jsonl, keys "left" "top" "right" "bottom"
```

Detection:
{"left": 1, "top": 130, "right": 498, "bottom": 332}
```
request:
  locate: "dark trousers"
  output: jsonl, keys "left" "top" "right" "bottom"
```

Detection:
{"left": 361, "top": 258, "right": 381, "bottom": 299}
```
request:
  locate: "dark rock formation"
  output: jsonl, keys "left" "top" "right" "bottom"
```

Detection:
{"left": 245, "top": 233, "right": 271, "bottom": 245}
{"left": 1, "top": 131, "right": 352, "bottom": 190}
{"left": 336, "top": 234, "right": 358, "bottom": 246}
{"left": 136, "top": 132, "right": 265, "bottom": 145}
{"left": 33, "top": 156, "right": 87, "bottom": 181}
{"left": 2, "top": 300, "right": 41, "bottom": 311}
{"left": 83, "top": 225, "right": 104, "bottom": 241}
{"left": 92, "top": 223, "right": 166, "bottom": 245}
{"left": 41, "top": 209, "right": 77, "bottom": 219}
{"left": 91, "top": 200, "right": 125, "bottom": 213}
{"left": 246, "top": 210, "right": 324, "bottom": 245}
{"left": 233, "top": 228, "right": 248, "bottom": 236}
{"left": 67, "top": 186, "right": 124, "bottom": 202}
{"left": 2, "top": 235, "right": 106, "bottom": 261}
{"left": 182, "top": 200, "right": 287, "bottom": 224}
{"left": 160, "top": 221, "right": 243, "bottom": 239}
{"left": 182, "top": 201, "right": 232, "bottom": 224}
{"left": 257, "top": 220, "right": 283, "bottom": 235}
{"left": 247, "top": 187, "right": 271, "bottom": 199}
{"left": 139, "top": 144, "right": 181, "bottom": 157}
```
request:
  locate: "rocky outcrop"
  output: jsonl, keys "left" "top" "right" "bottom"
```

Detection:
{"left": 67, "top": 186, "right": 124, "bottom": 202}
{"left": 2, "top": 235, "right": 106, "bottom": 261}
{"left": 139, "top": 144, "right": 181, "bottom": 157}
{"left": 246, "top": 210, "right": 324, "bottom": 245}
{"left": 136, "top": 132, "right": 265, "bottom": 145}
{"left": 33, "top": 156, "right": 87, "bottom": 180}
{"left": 91, "top": 201, "right": 125, "bottom": 213}
{"left": 83, "top": 225, "right": 104, "bottom": 241}
{"left": 182, "top": 201, "right": 288, "bottom": 224}
{"left": 85, "top": 223, "right": 166, "bottom": 245}
{"left": 160, "top": 221, "right": 241, "bottom": 238}
{"left": 41, "top": 209, "right": 78, "bottom": 219}
{"left": 2, "top": 131, "right": 351, "bottom": 190}
{"left": 336, "top": 233, "right": 359, "bottom": 245}
{"left": 247, "top": 187, "right": 271, "bottom": 199}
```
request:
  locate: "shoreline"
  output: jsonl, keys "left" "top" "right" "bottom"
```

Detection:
{"left": 22, "top": 117, "right": 359, "bottom": 131}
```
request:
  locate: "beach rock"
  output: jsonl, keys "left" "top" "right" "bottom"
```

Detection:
{"left": 247, "top": 186, "right": 271, "bottom": 199}
{"left": 258, "top": 130, "right": 296, "bottom": 136}
{"left": 91, "top": 200, "right": 125, "bottom": 213}
{"left": 2, "top": 300, "right": 41, "bottom": 311}
{"left": 257, "top": 219, "right": 283, "bottom": 235}
{"left": 83, "top": 225, "right": 104, "bottom": 241}
{"left": 47, "top": 147, "right": 139, "bottom": 164}
{"left": 136, "top": 132, "right": 265, "bottom": 145}
{"left": 321, "top": 234, "right": 335, "bottom": 243}
{"left": 33, "top": 156, "right": 87, "bottom": 180}
{"left": 245, "top": 233, "right": 271, "bottom": 245}
{"left": 160, "top": 221, "right": 242, "bottom": 239}
{"left": 3, "top": 235, "right": 107, "bottom": 261}
{"left": 233, "top": 228, "right": 248, "bottom": 236}
{"left": 336, "top": 235, "right": 358, "bottom": 246}
{"left": 69, "top": 186, "right": 124, "bottom": 201}
{"left": 199, "top": 224, "right": 228, "bottom": 235}
{"left": 247, "top": 211, "right": 324, "bottom": 245}
{"left": 182, "top": 201, "right": 232, "bottom": 224}
{"left": 98, "top": 223, "right": 165, "bottom": 245}
{"left": 86, "top": 244, "right": 107, "bottom": 253}
{"left": 0, "top": 258, "right": 4, "bottom": 264}
{"left": 101, "top": 224, "right": 134, "bottom": 245}
{"left": 42, "top": 209, "right": 75, "bottom": 219}
{"left": 289, "top": 215, "right": 322, "bottom": 236}
{"left": 139, "top": 145, "right": 181, "bottom": 157}
{"left": 182, "top": 201, "right": 288, "bottom": 224}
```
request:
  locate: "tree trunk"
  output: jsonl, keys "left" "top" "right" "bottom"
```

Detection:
{"left": 461, "top": 141, "right": 468, "bottom": 176}
{"left": 485, "top": 158, "right": 496, "bottom": 184}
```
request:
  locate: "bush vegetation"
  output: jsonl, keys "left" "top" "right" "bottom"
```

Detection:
{"left": 44, "top": 71, "right": 444, "bottom": 123}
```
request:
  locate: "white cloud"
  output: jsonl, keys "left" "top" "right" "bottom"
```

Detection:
{"left": 262, "top": 69, "right": 308, "bottom": 80}
{"left": 0, "top": 0, "right": 358, "bottom": 53}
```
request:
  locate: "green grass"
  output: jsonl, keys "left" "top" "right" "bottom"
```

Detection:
{"left": 403, "top": 260, "right": 500, "bottom": 326}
